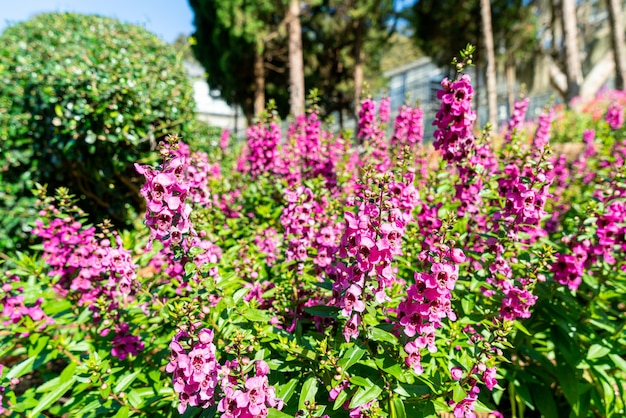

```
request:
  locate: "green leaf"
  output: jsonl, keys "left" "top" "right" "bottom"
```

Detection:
{"left": 55, "top": 104, "right": 63, "bottom": 117}
{"left": 391, "top": 397, "right": 407, "bottom": 418}
{"left": 452, "top": 384, "right": 466, "bottom": 403}
{"left": 338, "top": 346, "right": 366, "bottom": 371}
{"left": 60, "top": 362, "right": 78, "bottom": 382}
{"left": 333, "top": 386, "right": 351, "bottom": 410}
{"left": 349, "top": 379, "right": 383, "bottom": 409}
{"left": 554, "top": 362, "right": 578, "bottom": 406}
{"left": 461, "top": 296, "right": 474, "bottom": 316}
{"left": 114, "top": 370, "right": 141, "bottom": 393}
{"left": 373, "top": 356, "right": 406, "bottom": 382}
{"left": 421, "top": 400, "right": 437, "bottom": 417}
{"left": 513, "top": 321, "right": 532, "bottom": 336}
{"left": 27, "top": 335, "right": 50, "bottom": 357}
{"left": 276, "top": 379, "right": 298, "bottom": 404}
{"left": 184, "top": 261, "right": 197, "bottom": 276}
{"left": 233, "top": 287, "right": 249, "bottom": 304}
{"left": 474, "top": 400, "right": 497, "bottom": 413}
{"left": 76, "top": 399, "right": 102, "bottom": 416}
{"left": 6, "top": 356, "right": 36, "bottom": 380}
{"left": 298, "top": 377, "right": 318, "bottom": 411}
{"left": 369, "top": 327, "right": 398, "bottom": 345}
{"left": 127, "top": 387, "right": 156, "bottom": 409}
{"left": 531, "top": 384, "right": 558, "bottom": 418}
{"left": 29, "top": 375, "right": 77, "bottom": 417}
{"left": 349, "top": 376, "right": 370, "bottom": 387}
{"left": 36, "top": 376, "right": 62, "bottom": 393}
{"left": 113, "top": 406, "right": 129, "bottom": 418}
{"left": 587, "top": 344, "right": 610, "bottom": 360}
{"left": 267, "top": 408, "right": 293, "bottom": 418}
{"left": 393, "top": 384, "right": 430, "bottom": 398}
{"left": 241, "top": 308, "right": 272, "bottom": 322}
{"left": 609, "top": 353, "right": 626, "bottom": 372}
{"left": 188, "top": 246, "right": 205, "bottom": 256}
{"left": 67, "top": 341, "right": 91, "bottom": 353}
{"left": 303, "top": 305, "right": 340, "bottom": 318}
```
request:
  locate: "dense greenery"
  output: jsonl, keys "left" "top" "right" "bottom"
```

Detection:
{"left": 189, "top": 0, "right": 398, "bottom": 121}
{"left": 0, "top": 12, "right": 197, "bottom": 252}
{"left": 0, "top": 54, "right": 624, "bottom": 416}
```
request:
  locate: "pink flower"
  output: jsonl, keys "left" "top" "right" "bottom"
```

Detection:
{"left": 343, "top": 314, "right": 361, "bottom": 342}
{"left": 342, "top": 284, "right": 365, "bottom": 317}
{"left": 433, "top": 74, "right": 476, "bottom": 163}
{"left": 450, "top": 248, "right": 466, "bottom": 264}
{"left": 404, "top": 341, "right": 423, "bottom": 374}
{"left": 218, "top": 386, "right": 248, "bottom": 417}
{"left": 329, "top": 380, "right": 350, "bottom": 401}
{"left": 606, "top": 102, "right": 624, "bottom": 129}
{"left": 483, "top": 367, "right": 498, "bottom": 390}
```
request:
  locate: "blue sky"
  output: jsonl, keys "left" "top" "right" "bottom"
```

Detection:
{"left": 0, "top": 0, "right": 195, "bottom": 43}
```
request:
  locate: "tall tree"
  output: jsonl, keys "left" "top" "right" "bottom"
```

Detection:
{"left": 540, "top": 0, "right": 618, "bottom": 101}
{"left": 561, "top": 0, "right": 583, "bottom": 101}
{"left": 254, "top": 44, "right": 267, "bottom": 116}
{"left": 189, "top": 0, "right": 290, "bottom": 122}
{"left": 190, "top": 0, "right": 398, "bottom": 122}
{"left": 606, "top": 0, "right": 626, "bottom": 90}
{"left": 301, "top": 0, "right": 397, "bottom": 118}
{"left": 481, "top": 0, "right": 498, "bottom": 127}
{"left": 409, "top": 0, "right": 481, "bottom": 70}
{"left": 288, "top": 0, "right": 306, "bottom": 116}
{"left": 409, "top": 0, "right": 535, "bottom": 119}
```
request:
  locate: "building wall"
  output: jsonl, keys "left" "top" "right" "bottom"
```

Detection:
{"left": 184, "top": 61, "right": 246, "bottom": 134}
{"left": 383, "top": 56, "right": 566, "bottom": 139}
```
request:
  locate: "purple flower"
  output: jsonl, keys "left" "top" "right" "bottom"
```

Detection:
{"left": 404, "top": 341, "right": 424, "bottom": 374}
{"left": 433, "top": 74, "right": 476, "bottom": 163}
{"left": 343, "top": 314, "right": 361, "bottom": 342}
{"left": 505, "top": 97, "right": 529, "bottom": 141}
{"left": 532, "top": 107, "right": 554, "bottom": 149}
{"left": 606, "top": 102, "right": 624, "bottom": 130}
{"left": 483, "top": 367, "right": 498, "bottom": 390}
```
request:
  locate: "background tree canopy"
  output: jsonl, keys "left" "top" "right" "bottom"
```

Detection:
{"left": 189, "top": 0, "right": 399, "bottom": 122}
{"left": 0, "top": 12, "right": 197, "bottom": 251}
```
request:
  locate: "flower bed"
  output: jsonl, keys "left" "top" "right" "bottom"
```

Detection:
{"left": 1, "top": 59, "right": 625, "bottom": 417}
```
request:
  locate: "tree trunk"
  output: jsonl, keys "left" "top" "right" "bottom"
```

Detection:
{"left": 339, "top": 108, "right": 344, "bottom": 131}
{"left": 353, "top": 18, "right": 364, "bottom": 115}
{"left": 481, "top": 0, "right": 498, "bottom": 128}
{"left": 549, "top": 51, "right": 615, "bottom": 101}
{"left": 253, "top": 47, "right": 265, "bottom": 117}
{"left": 606, "top": 0, "right": 626, "bottom": 90}
{"left": 561, "top": 0, "right": 583, "bottom": 102}
{"left": 475, "top": 24, "right": 481, "bottom": 128}
{"left": 506, "top": 54, "right": 516, "bottom": 117}
{"left": 288, "top": 0, "right": 305, "bottom": 117}
{"left": 581, "top": 51, "right": 616, "bottom": 99}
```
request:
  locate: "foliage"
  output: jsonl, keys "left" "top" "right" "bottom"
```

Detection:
{"left": 0, "top": 12, "right": 196, "bottom": 252}
{"left": 0, "top": 59, "right": 625, "bottom": 417}
{"left": 189, "top": 0, "right": 291, "bottom": 121}
{"left": 189, "top": 0, "right": 399, "bottom": 121}
{"left": 380, "top": 33, "right": 424, "bottom": 73}
{"left": 408, "top": 0, "right": 536, "bottom": 75}
{"left": 302, "top": 0, "right": 399, "bottom": 117}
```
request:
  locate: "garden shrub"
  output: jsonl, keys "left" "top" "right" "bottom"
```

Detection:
{"left": 0, "top": 12, "right": 196, "bottom": 252}
{"left": 0, "top": 50, "right": 624, "bottom": 417}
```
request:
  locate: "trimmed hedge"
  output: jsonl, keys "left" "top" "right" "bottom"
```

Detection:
{"left": 0, "top": 12, "right": 196, "bottom": 251}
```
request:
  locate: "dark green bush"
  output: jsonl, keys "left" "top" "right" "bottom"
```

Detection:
{"left": 0, "top": 12, "right": 196, "bottom": 252}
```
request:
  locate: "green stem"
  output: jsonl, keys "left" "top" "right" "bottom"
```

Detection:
{"left": 509, "top": 380, "right": 517, "bottom": 418}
